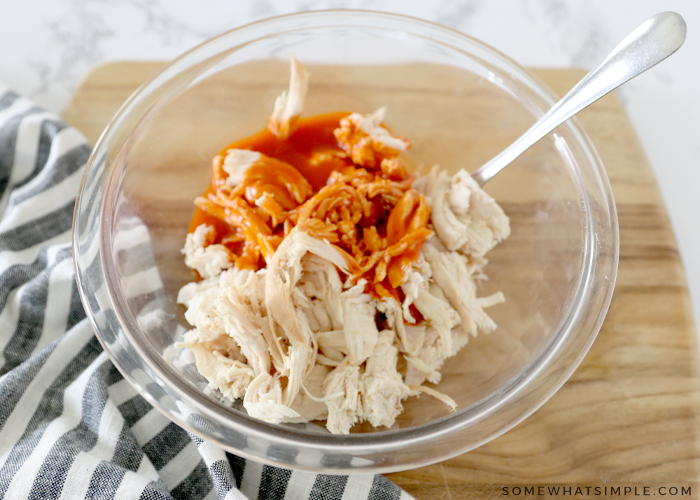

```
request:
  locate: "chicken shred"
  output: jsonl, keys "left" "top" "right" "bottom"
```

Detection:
{"left": 413, "top": 166, "right": 510, "bottom": 257}
{"left": 268, "top": 56, "right": 310, "bottom": 139}
{"left": 183, "top": 224, "right": 233, "bottom": 279}
{"left": 334, "top": 107, "right": 411, "bottom": 168}
{"left": 177, "top": 57, "right": 510, "bottom": 434}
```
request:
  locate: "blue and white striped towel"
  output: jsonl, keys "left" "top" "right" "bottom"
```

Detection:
{"left": 0, "top": 83, "right": 414, "bottom": 500}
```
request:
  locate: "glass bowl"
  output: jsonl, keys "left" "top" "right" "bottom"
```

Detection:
{"left": 72, "top": 10, "right": 618, "bottom": 473}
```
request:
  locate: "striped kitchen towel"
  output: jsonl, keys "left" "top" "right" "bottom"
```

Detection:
{"left": 0, "top": 84, "right": 414, "bottom": 500}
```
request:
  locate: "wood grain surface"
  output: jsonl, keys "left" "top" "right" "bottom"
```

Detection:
{"left": 63, "top": 62, "right": 700, "bottom": 498}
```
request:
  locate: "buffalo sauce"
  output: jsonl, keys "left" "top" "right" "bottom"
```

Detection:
{"left": 188, "top": 186, "right": 229, "bottom": 234}
{"left": 189, "top": 112, "right": 350, "bottom": 235}
{"left": 220, "top": 111, "right": 351, "bottom": 190}
{"left": 187, "top": 110, "right": 432, "bottom": 312}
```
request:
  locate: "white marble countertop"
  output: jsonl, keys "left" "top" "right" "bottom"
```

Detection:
{"left": 2, "top": 0, "right": 699, "bottom": 333}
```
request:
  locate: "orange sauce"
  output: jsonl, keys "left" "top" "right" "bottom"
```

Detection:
{"left": 190, "top": 112, "right": 352, "bottom": 240}
{"left": 188, "top": 186, "right": 230, "bottom": 234}
{"left": 187, "top": 111, "right": 432, "bottom": 320}
{"left": 220, "top": 111, "right": 351, "bottom": 190}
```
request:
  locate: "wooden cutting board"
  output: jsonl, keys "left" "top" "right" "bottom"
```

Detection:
{"left": 63, "top": 62, "right": 700, "bottom": 498}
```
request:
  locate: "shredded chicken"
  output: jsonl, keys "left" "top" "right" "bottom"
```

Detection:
{"left": 265, "top": 228, "right": 350, "bottom": 407}
{"left": 268, "top": 56, "right": 310, "bottom": 139}
{"left": 334, "top": 107, "right": 411, "bottom": 169}
{"left": 179, "top": 331, "right": 254, "bottom": 401}
{"left": 176, "top": 56, "right": 511, "bottom": 434}
{"left": 413, "top": 166, "right": 510, "bottom": 257}
{"left": 290, "top": 364, "right": 333, "bottom": 422}
{"left": 244, "top": 372, "right": 300, "bottom": 424}
{"left": 222, "top": 149, "right": 262, "bottom": 186}
{"left": 360, "top": 330, "right": 410, "bottom": 428}
{"left": 340, "top": 280, "right": 379, "bottom": 364}
{"left": 408, "top": 384, "right": 457, "bottom": 411}
{"left": 183, "top": 224, "right": 233, "bottom": 279}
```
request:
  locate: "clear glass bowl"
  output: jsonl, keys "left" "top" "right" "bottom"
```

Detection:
{"left": 73, "top": 10, "right": 618, "bottom": 473}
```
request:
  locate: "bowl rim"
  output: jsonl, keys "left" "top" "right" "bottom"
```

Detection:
{"left": 73, "top": 8, "right": 619, "bottom": 471}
